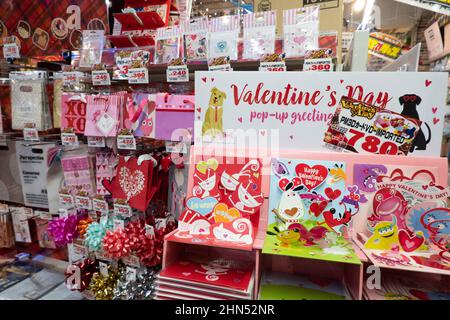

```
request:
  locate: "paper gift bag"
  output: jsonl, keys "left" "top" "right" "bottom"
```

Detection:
{"left": 112, "top": 155, "right": 156, "bottom": 211}
{"left": 155, "top": 93, "right": 194, "bottom": 141}
{"left": 123, "top": 93, "right": 156, "bottom": 138}
{"left": 61, "top": 93, "right": 88, "bottom": 134}
{"left": 61, "top": 154, "right": 96, "bottom": 196}
{"left": 84, "top": 93, "right": 124, "bottom": 137}
{"left": 96, "top": 152, "right": 117, "bottom": 195}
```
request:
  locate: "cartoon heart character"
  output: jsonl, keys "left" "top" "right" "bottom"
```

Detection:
{"left": 273, "top": 177, "right": 306, "bottom": 224}
{"left": 398, "top": 229, "right": 425, "bottom": 252}
{"left": 295, "top": 163, "right": 328, "bottom": 191}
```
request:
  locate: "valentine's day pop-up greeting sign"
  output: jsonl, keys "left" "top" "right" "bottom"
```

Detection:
{"left": 195, "top": 72, "right": 447, "bottom": 157}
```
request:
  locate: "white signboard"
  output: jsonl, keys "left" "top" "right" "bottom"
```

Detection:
{"left": 195, "top": 71, "right": 447, "bottom": 157}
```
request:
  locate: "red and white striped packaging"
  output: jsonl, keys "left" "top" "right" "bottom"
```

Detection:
{"left": 181, "top": 17, "right": 209, "bottom": 61}
{"left": 208, "top": 15, "right": 240, "bottom": 60}
{"left": 155, "top": 25, "right": 182, "bottom": 64}
{"left": 242, "top": 11, "right": 277, "bottom": 60}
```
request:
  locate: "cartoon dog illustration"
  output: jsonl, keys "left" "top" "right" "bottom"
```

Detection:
{"left": 399, "top": 94, "right": 431, "bottom": 152}
{"left": 202, "top": 87, "right": 227, "bottom": 137}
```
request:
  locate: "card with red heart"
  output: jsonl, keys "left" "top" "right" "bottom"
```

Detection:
{"left": 263, "top": 158, "right": 361, "bottom": 264}
{"left": 170, "top": 157, "right": 263, "bottom": 250}
{"left": 354, "top": 164, "right": 450, "bottom": 274}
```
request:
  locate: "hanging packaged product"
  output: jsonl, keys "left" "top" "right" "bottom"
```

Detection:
{"left": 96, "top": 152, "right": 117, "bottom": 195}
{"left": 2, "top": 36, "right": 21, "bottom": 59}
{"left": 61, "top": 150, "right": 96, "bottom": 196}
{"left": 283, "top": 6, "right": 320, "bottom": 58}
{"left": 110, "top": 154, "right": 158, "bottom": 212}
{"left": 10, "top": 206, "right": 32, "bottom": 243}
{"left": 84, "top": 92, "right": 126, "bottom": 137}
{"left": 181, "top": 17, "right": 208, "bottom": 62}
{"left": 46, "top": 146, "right": 65, "bottom": 214}
{"left": 0, "top": 204, "right": 15, "bottom": 248}
{"left": 113, "top": 48, "right": 152, "bottom": 80}
{"left": 79, "top": 30, "right": 105, "bottom": 68}
{"left": 208, "top": 15, "right": 240, "bottom": 61}
{"left": 10, "top": 71, "right": 52, "bottom": 131}
{"left": 16, "top": 142, "right": 56, "bottom": 209}
{"left": 35, "top": 218, "right": 56, "bottom": 249}
{"left": 155, "top": 93, "right": 194, "bottom": 142}
{"left": 243, "top": 11, "right": 276, "bottom": 60}
{"left": 61, "top": 93, "right": 88, "bottom": 134}
{"left": 0, "top": 140, "right": 24, "bottom": 204}
{"left": 124, "top": 93, "right": 156, "bottom": 138}
{"left": 154, "top": 25, "right": 181, "bottom": 64}
{"left": 52, "top": 74, "right": 63, "bottom": 128}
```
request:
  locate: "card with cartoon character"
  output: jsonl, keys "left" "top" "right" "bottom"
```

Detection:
{"left": 169, "top": 157, "right": 263, "bottom": 250}
{"left": 353, "top": 164, "right": 450, "bottom": 274}
{"left": 262, "top": 158, "right": 362, "bottom": 264}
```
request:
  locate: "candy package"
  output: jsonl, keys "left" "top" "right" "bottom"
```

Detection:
{"left": 243, "top": 11, "right": 276, "bottom": 60}
{"left": 181, "top": 17, "right": 208, "bottom": 61}
{"left": 155, "top": 25, "right": 181, "bottom": 64}
{"left": 208, "top": 15, "right": 240, "bottom": 60}
{"left": 283, "top": 6, "right": 320, "bottom": 58}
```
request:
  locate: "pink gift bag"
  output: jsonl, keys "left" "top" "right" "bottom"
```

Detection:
{"left": 155, "top": 93, "right": 194, "bottom": 142}
{"left": 61, "top": 93, "right": 88, "bottom": 134}
{"left": 84, "top": 92, "right": 126, "bottom": 137}
{"left": 122, "top": 93, "right": 157, "bottom": 138}
{"left": 61, "top": 155, "right": 96, "bottom": 195}
{"left": 95, "top": 152, "right": 117, "bottom": 195}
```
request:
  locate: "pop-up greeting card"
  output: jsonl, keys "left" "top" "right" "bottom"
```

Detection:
{"left": 263, "top": 158, "right": 362, "bottom": 264}
{"left": 354, "top": 164, "right": 450, "bottom": 274}
{"left": 170, "top": 157, "right": 263, "bottom": 250}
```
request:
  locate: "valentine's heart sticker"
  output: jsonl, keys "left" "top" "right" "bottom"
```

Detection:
{"left": 295, "top": 164, "right": 328, "bottom": 191}
{"left": 213, "top": 203, "right": 241, "bottom": 223}
{"left": 186, "top": 196, "right": 218, "bottom": 216}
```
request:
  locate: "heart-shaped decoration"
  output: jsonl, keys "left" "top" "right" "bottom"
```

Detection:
{"left": 214, "top": 203, "right": 241, "bottom": 223}
{"left": 295, "top": 164, "right": 328, "bottom": 191}
{"left": 190, "top": 34, "right": 197, "bottom": 41}
{"left": 196, "top": 107, "right": 201, "bottom": 113}
{"left": 238, "top": 117, "right": 243, "bottom": 123}
{"left": 102, "top": 177, "right": 115, "bottom": 194}
{"left": 285, "top": 208, "right": 298, "bottom": 217}
{"left": 211, "top": 78, "right": 215, "bottom": 82}
{"left": 310, "top": 200, "right": 328, "bottom": 217}
{"left": 398, "top": 229, "right": 424, "bottom": 252}
{"left": 202, "top": 77, "right": 207, "bottom": 83}
{"left": 260, "top": 130, "right": 266, "bottom": 136}
{"left": 340, "top": 80, "right": 344, "bottom": 84}
{"left": 432, "top": 107, "right": 438, "bottom": 114}
{"left": 422, "top": 185, "right": 429, "bottom": 190}
{"left": 289, "top": 135, "right": 293, "bottom": 140}
{"left": 324, "top": 187, "right": 342, "bottom": 200}
{"left": 433, "top": 118, "right": 440, "bottom": 125}
{"left": 425, "top": 80, "right": 432, "bottom": 87}
{"left": 119, "top": 167, "right": 145, "bottom": 201}
{"left": 293, "top": 36, "right": 306, "bottom": 44}
{"left": 196, "top": 158, "right": 219, "bottom": 174}
{"left": 186, "top": 196, "right": 218, "bottom": 216}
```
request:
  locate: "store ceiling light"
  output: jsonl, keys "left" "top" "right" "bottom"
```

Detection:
{"left": 353, "top": 0, "right": 366, "bottom": 12}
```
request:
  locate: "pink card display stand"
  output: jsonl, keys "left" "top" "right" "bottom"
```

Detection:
{"left": 164, "top": 145, "right": 449, "bottom": 299}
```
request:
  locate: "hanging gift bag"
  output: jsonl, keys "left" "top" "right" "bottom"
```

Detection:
{"left": 112, "top": 154, "right": 156, "bottom": 211}
{"left": 61, "top": 93, "right": 88, "bottom": 134}
{"left": 123, "top": 93, "right": 157, "bottom": 138}
{"left": 85, "top": 93, "right": 121, "bottom": 137}
{"left": 95, "top": 152, "right": 117, "bottom": 195}
{"left": 61, "top": 153, "right": 96, "bottom": 196}
{"left": 155, "top": 93, "right": 194, "bottom": 142}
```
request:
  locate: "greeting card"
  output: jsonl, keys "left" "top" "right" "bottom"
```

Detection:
{"left": 170, "top": 157, "right": 263, "bottom": 250}
{"left": 262, "top": 158, "right": 361, "bottom": 264}
{"left": 354, "top": 164, "right": 450, "bottom": 274}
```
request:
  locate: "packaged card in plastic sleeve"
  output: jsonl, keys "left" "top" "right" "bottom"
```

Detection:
{"left": 243, "top": 11, "right": 276, "bottom": 60}
{"left": 208, "top": 15, "right": 240, "bottom": 61}
{"left": 155, "top": 25, "right": 181, "bottom": 64}
{"left": 181, "top": 17, "right": 208, "bottom": 62}
{"left": 10, "top": 71, "right": 51, "bottom": 131}
{"left": 283, "top": 6, "right": 320, "bottom": 58}
{"left": 79, "top": 30, "right": 105, "bottom": 68}
{"left": 113, "top": 48, "right": 152, "bottom": 80}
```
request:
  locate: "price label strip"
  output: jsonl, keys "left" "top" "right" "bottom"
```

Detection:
{"left": 61, "top": 132, "right": 79, "bottom": 147}
{"left": 303, "top": 58, "right": 333, "bottom": 72}
{"left": 87, "top": 136, "right": 106, "bottom": 148}
{"left": 63, "top": 71, "right": 82, "bottom": 86}
{"left": 117, "top": 135, "right": 136, "bottom": 150}
{"left": 323, "top": 97, "right": 422, "bottom": 156}
{"left": 92, "top": 70, "right": 111, "bottom": 86}
{"left": 259, "top": 61, "right": 286, "bottom": 72}
{"left": 23, "top": 127, "right": 39, "bottom": 141}
{"left": 3, "top": 42, "right": 20, "bottom": 59}
{"left": 128, "top": 67, "right": 149, "bottom": 84}
{"left": 166, "top": 65, "right": 189, "bottom": 82}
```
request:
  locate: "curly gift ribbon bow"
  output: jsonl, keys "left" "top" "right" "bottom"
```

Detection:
{"left": 89, "top": 266, "right": 123, "bottom": 300}
{"left": 112, "top": 268, "right": 159, "bottom": 300}
{"left": 47, "top": 215, "right": 80, "bottom": 246}
{"left": 85, "top": 220, "right": 113, "bottom": 251}
{"left": 103, "top": 228, "right": 135, "bottom": 258}
{"left": 77, "top": 217, "right": 94, "bottom": 237}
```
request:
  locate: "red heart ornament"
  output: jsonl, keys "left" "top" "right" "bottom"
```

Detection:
{"left": 102, "top": 177, "right": 115, "bottom": 194}
{"left": 310, "top": 200, "right": 328, "bottom": 217}
{"left": 238, "top": 117, "right": 243, "bottom": 123}
{"left": 295, "top": 164, "right": 328, "bottom": 191}
{"left": 433, "top": 118, "right": 440, "bottom": 125}
{"left": 398, "top": 229, "right": 424, "bottom": 252}
{"left": 425, "top": 80, "right": 432, "bottom": 87}
{"left": 432, "top": 107, "right": 438, "bottom": 114}
{"left": 202, "top": 77, "right": 207, "bottom": 83}
{"left": 324, "top": 187, "right": 341, "bottom": 200}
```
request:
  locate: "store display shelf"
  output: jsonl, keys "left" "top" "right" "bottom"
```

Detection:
{"left": 395, "top": 0, "right": 450, "bottom": 16}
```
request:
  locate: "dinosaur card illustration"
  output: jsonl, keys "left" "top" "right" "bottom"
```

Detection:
{"left": 353, "top": 164, "right": 450, "bottom": 274}
{"left": 169, "top": 157, "right": 263, "bottom": 250}
{"left": 262, "top": 158, "right": 362, "bottom": 264}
